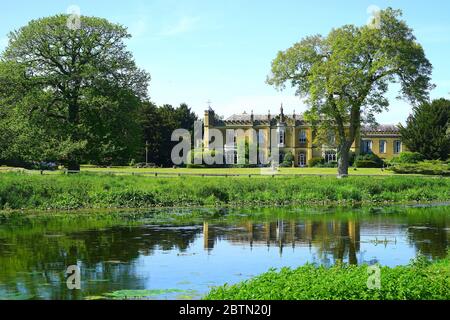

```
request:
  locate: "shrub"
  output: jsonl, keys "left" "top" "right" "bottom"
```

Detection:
{"left": 390, "top": 161, "right": 450, "bottom": 176}
{"left": 355, "top": 153, "right": 384, "bottom": 168}
{"left": 308, "top": 157, "right": 325, "bottom": 168}
{"left": 204, "top": 255, "right": 450, "bottom": 300}
{"left": 280, "top": 152, "right": 294, "bottom": 167}
{"left": 394, "top": 152, "right": 425, "bottom": 164}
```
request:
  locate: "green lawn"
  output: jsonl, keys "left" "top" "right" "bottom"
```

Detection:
{"left": 79, "top": 165, "right": 396, "bottom": 176}
{"left": 0, "top": 164, "right": 424, "bottom": 176}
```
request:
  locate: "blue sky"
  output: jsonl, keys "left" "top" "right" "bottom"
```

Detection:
{"left": 1, "top": 0, "right": 449, "bottom": 124}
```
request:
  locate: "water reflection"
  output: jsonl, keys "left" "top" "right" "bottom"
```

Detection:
{"left": 0, "top": 205, "right": 448, "bottom": 300}
{"left": 203, "top": 220, "right": 362, "bottom": 265}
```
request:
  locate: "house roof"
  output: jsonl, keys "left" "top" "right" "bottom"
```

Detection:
{"left": 361, "top": 124, "right": 400, "bottom": 134}
{"left": 222, "top": 113, "right": 304, "bottom": 125}
{"left": 210, "top": 109, "right": 401, "bottom": 134}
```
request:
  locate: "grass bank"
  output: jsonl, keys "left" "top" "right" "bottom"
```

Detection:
{"left": 0, "top": 172, "right": 449, "bottom": 211}
{"left": 204, "top": 256, "right": 450, "bottom": 300}
{"left": 2, "top": 165, "right": 400, "bottom": 176}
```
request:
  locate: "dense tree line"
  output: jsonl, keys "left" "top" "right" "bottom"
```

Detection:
{"left": 139, "top": 102, "right": 197, "bottom": 166}
{"left": 0, "top": 15, "right": 197, "bottom": 168}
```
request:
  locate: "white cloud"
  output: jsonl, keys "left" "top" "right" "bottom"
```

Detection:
{"left": 159, "top": 16, "right": 199, "bottom": 37}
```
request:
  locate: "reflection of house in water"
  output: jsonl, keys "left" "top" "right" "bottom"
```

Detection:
{"left": 203, "top": 220, "right": 361, "bottom": 264}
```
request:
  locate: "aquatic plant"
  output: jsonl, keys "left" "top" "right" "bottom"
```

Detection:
{"left": 204, "top": 255, "right": 450, "bottom": 300}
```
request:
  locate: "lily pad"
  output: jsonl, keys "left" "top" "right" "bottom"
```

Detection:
{"left": 101, "top": 289, "right": 185, "bottom": 300}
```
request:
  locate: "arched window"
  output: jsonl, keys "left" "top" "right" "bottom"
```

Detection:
{"left": 325, "top": 150, "right": 337, "bottom": 163}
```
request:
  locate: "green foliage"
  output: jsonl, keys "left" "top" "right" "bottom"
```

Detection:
{"left": 399, "top": 99, "right": 450, "bottom": 160}
{"left": 392, "top": 152, "right": 425, "bottom": 164}
{"left": 389, "top": 161, "right": 450, "bottom": 176}
{"left": 348, "top": 151, "right": 356, "bottom": 166}
{"left": 355, "top": 153, "right": 384, "bottom": 168}
{"left": 267, "top": 8, "right": 433, "bottom": 175}
{"left": 140, "top": 102, "right": 198, "bottom": 167}
{"left": 308, "top": 157, "right": 325, "bottom": 168}
{"left": 0, "top": 173, "right": 448, "bottom": 211}
{"left": 280, "top": 152, "right": 294, "bottom": 167}
{"left": 204, "top": 256, "right": 450, "bottom": 300}
{"left": 0, "top": 15, "right": 150, "bottom": 169}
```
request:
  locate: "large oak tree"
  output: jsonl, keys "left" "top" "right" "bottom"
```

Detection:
{"left": 267, "top": 8, "right": 433, "bottom": 177}
{"left": 0, "top": 15, "right": 150, "bottom": 169}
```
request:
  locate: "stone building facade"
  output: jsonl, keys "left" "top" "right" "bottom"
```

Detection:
{"left": 203, "top": 106, "right": 404, "bottom": 167}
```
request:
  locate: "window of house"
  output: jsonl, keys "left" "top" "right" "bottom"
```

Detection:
{"left": 325, "top": 150, "right": 337, "bottom": 163}
{"left": 394, "top": 140, "right": 402, "bottom": 154}
{"left": 362, "top": 140, "right": 373, "bottom": 154}
{"left": 299, "top": 130, "right": 307, "bottom": 144}
{"left": 379, "top": 140, "right": 386, "bottom": 154}
{"left": 298, "top": 153, "right": 307, "bottom": 167}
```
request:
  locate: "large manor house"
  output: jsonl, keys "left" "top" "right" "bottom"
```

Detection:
{"left": 203, "top": 106, "right": 404, "bottom": 167}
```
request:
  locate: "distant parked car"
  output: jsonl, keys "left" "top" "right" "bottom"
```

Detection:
{"left": 31, "top": 161, "right": 58, "bottom": 171}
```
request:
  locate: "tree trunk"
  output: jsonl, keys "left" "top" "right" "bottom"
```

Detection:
{"left": 337, "top": 144, "right": 350, "bottom": 178}
{"left": 67, "top": 102, "right": 80, "bottom": 172}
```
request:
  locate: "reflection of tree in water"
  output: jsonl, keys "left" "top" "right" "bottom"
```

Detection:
{"left": 0, "top": 225, "right": 199, "bottom": 299}
{"left": 1, "top": 207, "right": 448, "bottom": 299}
{"left": 407, "top": 223, "right": 449, "bottom": 259}
{"left": 202, "top": 219, "right": 361, "bottom": 265}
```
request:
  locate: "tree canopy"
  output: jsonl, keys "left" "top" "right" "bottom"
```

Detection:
{"left": 140, "top": 102, "right": 198, "bottom": 166}
{"left": 267, "top": 8, "right": 433, "bottom": 176}
{"left": 399, "top": 99, "right": 450, "bottom": 160}
{"left": 0, "top": 15, "right": 150, "bottom": 169}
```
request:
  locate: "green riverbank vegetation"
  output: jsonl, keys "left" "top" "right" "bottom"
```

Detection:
{"left": 204, "top": 255, "right": 450, "bottom": 300}
{"left": 0, "top": 173, "right": 449, "bottom": 211}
